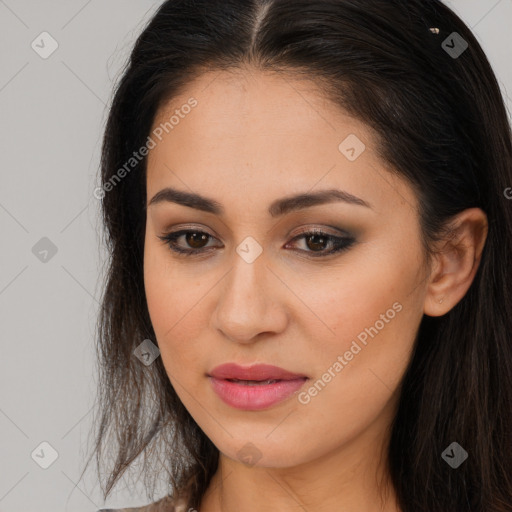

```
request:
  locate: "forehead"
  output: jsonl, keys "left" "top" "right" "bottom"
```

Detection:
{"left": 151, "top": 67, "right": 366, "bottom": 141}
{"left": 146, "top": 68, "right": 417, "bottom": 218}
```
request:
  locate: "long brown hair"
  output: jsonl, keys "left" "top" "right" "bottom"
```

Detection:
{"left": 86, "top": 1, "right": 512, "bottom": 510}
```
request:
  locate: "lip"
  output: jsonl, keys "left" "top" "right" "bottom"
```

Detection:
{"left": 207, "top": 363, "right": 308, "bottom": 410}
{"left": 209, "top": 363, "right": 307, "bottom": 381}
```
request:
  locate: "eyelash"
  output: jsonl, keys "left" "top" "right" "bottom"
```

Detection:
{"left": 157, "top": 228, "right": 355, "bottom": 258}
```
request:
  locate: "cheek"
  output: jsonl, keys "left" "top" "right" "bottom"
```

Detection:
{"left": 292, "top": 240, "right": 422, "bottom": 393}
{"left": 283, "top": 265, "right": 419, "bottom": 455}
{"left": 297, "top": 255, "right": 416, "bottom": 344}
{"left": 143, "top": 241, "right": 213, "bottom": 376}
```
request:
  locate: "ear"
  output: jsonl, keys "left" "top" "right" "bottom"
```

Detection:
{"left": 423, "top": 208, "right": 488, "bottom": 317}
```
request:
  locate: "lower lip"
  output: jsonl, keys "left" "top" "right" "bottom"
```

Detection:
{"left": 209, "top": 377, "right": 308, "bottom": 410}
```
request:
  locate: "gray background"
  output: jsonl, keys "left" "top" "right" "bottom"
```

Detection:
{"left": 0, "top": 1, "right": 511, "bottom": 511}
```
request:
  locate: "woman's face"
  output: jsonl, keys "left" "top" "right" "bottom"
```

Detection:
{"left": 144, "top": 69, "right": 429, "bottom": 469}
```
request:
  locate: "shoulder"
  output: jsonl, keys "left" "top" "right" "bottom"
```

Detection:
{"left": 97, "top": 494, "right": 189, "bottom": 512}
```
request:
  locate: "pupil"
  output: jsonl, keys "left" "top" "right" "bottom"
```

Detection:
{"left": 307, "top": 234, "right": 327, "bottom": 251}
{"left": 187, "top": 232, "right": 208, "bottom": 248}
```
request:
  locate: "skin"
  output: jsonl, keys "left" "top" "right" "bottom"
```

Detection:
{"left": 143, "top": 67, "right": 488, "bottom": 512}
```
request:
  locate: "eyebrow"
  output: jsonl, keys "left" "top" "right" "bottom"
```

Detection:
{"left": 147, "top": 186, "right": 372, "bottom": 217}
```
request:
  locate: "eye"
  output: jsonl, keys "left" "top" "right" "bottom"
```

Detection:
{"left": 157, "top": 227, "right": 355, "bottom": 258}
{"left": 286, "top": 228, "right": 355, "bottom": 257}
{"left": 158, "top": 229, "right": 219, "bottom": 256}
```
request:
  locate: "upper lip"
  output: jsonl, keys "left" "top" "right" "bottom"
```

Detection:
{"left": 208, "top": 363, "right": 307, "bottom": 381}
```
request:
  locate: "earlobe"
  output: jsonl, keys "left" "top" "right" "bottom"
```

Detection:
{"left": 423, "top": 208, "right": 488, "bottom": 317}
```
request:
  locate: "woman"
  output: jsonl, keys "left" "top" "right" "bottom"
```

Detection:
{"left": 89, "top": 0, "right": 512, "bottom": 510}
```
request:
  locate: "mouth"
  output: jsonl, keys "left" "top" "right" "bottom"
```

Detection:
{"left": 207, "top": 363, "right": 308, "bottom": 410}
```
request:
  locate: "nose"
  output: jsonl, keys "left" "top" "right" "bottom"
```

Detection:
{"left": 211, "top": 251, "right": 289, "bottom": 344}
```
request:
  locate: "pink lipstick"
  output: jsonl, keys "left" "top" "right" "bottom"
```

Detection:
{"left": 208, "top": 363, "right": 308, "bottom": 410}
